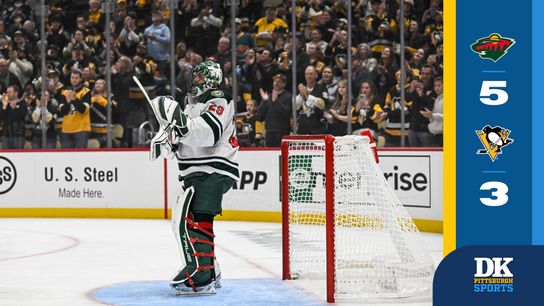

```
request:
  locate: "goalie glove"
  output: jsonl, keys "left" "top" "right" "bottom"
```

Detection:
{"left": 149, "top": 96, "right": 189, "bottom": 137}
{"left": 149, "top": 123, "right": 179, "bottom": 161}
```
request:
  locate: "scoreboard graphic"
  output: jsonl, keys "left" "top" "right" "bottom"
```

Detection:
{"left": 436, "top": 0, "right": 544, "bottom": 305}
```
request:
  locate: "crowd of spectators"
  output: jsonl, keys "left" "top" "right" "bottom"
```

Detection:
{"left": 0, "top": 0, "right": 443, "bottom": 149}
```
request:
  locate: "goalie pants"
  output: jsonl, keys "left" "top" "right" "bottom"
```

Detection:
{"left": 171, "top": 172, "right": 235, "bottom": 288}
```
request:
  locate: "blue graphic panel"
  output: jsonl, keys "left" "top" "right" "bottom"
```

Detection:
{"left": 93, "top": 278, "right": 326, "bottom": 306}
{"left": 434, "top": 246, "right": 544, "bottom": 306}
{"left": 532, "top": 0, "right": 544, "bottom": 245}
{"left": 456, "top": 0, "right": 532, "bottom": 246}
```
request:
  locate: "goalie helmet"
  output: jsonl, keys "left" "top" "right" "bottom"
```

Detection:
{"left": 190, "top": 60, "right": 223, "bottom": 98}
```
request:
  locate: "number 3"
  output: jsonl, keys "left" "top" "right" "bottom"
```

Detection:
{"left": 480, "top": 81, "right": 508, "bottom": 106}
{"left": 480, "top": 181, "right": 509, "bottom": 207}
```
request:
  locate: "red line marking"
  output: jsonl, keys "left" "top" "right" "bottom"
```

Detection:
{"left": 0, "top": 228, "right": 80, "bottom": 262}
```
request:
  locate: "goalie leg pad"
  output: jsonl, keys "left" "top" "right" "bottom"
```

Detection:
{"left": 171, "top": 186, "right": 216, "bottom": 290}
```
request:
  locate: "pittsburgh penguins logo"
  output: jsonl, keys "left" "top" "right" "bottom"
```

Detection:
{"left": 476, "top": 125, "right": 514, "bottom": 161}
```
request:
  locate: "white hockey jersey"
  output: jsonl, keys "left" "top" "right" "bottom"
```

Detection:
{"left": 176, "top": 89, "right": 239, "bottom": 181}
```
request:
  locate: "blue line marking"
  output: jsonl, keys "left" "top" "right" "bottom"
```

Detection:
{"left": 93, "top": 279, "right": 326, "bottom": 306}
{"left": 482, "top": 70, "right": 506, "bottom": 73}
{"left": 482, "top": 171, "right": 506, "bottom": 174}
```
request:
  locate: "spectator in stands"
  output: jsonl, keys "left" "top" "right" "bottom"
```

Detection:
{"left": 63, "top": 29, "right": 93, "bottom": 58}
{"left": 353, "top": 80, "right": 383, "bottom": 138}
{"left": 323, "top": 79, "right": 350, "bottom": 136}
{"left": 381, "top": 69, "right": 415, "bottom": 147}
{"left": 0, "top": 84, "right": 26, "bottom": 149}
{"left": 144, "top": 10, "right": 171, "bottom": 76}
{"left": 364, "top": 0, "right": 395, "bottom": 57}
{"left": 352, "top": 57, "right": 373, "bottom": 95}
{"left": 295, "top": 65, "right": 328, "bottom": 134}
{"left": 7, "top": 47, "right": 33, "bottom": 89}
{"left": 434, "top": 41, "right": 443, "bottom": 75}
{"left": 45, "top": 44, "right": 63, "bottom": 73}
{"left": 62, "top": 45, "right": 88, "bottom": 78}
{"left": 407, "top": 20, "right": 430, "bottom": 54}
{"left": 86, "top": 0, "right": 105, "bottom": 30}
{"left": 0, "top": 58, "right": 21, "bottom": 94}
{"left": 409, "top": 48, "right": 426, "bottom": 74}
{"left": 257, "top": 73, "right": 292, "bottom": 147}
{"left": 250, "top": 48, "right": 279, "bottom": 99}
{"left": 374, "top": 47, "right": 397, "bottom": 100}
{"left": 255, "top": 5, "right": 288, "bottom": 34}
{"left": 82, "top": 64, "right": 97, "bottom": 90}
{"left": 0, "top": 20, "right": 8, "bottom": 39}
{"left": 89, "top": 79, "right": 109, "bottom": 148}
{"left": 306, "top": 42, "right": 326, "bottom": 76}
{"left": 75, "top": 15, "right": 87, "bottom": 33}
{"left": 31, "top": 89, "right": 58, "bottom": 149}
{"left": 12, "top": 30, "right": 32, "bottom": 58}
{"left": 58, "top": 69, "right": 91, "bottom": 149}
{"left": 118, "top": 12, "right": 141, "bottom": 57}
{"left": 421, "top": 76, "right": 443, "bottom": 146}
{"left": 319, "top": 66, "right": 339, "bottom": 106}
{"left": 306, "top": 29, "right": 328, "bottom": 56}
{"left": 355, "top": 43, "right": 377, "bottom": 74}
{"left": 420, "top": 64, "right": 436, "bottom": 94}
{"left": 233, "top": 18, "right": 255, "bottom": 57}
{"left": 113, "top": 0, "right": 129, "bottom": 32}
{"left": 409, "top": 74, "right": 435, "bottom": 147}
{"left": 237, "top": 99, "right": 263, "bottom": 147}
{"left": 316, "top": 9, "right": 335, "bottom": 42}
{"left": 326, "top": 29, "right": 354, "bottom": 77}
{"left": 21, "top": 83, "right": 37, "bottom": 143}
{"left": 47, "top": 14, "right": 69, "bottom": 51}
{"left": 190, "top": 3, "right": 223, "bottom": 58}
{"left": 111, "top": 55, "right": 134, "bottom": 147}
{"left": 214, "top": 36, "right": 232, "bottom": 68}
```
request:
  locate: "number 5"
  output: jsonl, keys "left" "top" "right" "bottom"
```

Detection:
{"left": 480, "top": 81, "right": 508, "bottom": 106}
{"left": 480, "top": 181, "right": 509, "bottom": 207}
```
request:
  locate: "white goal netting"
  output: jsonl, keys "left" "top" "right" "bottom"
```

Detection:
{"left": 285, "top": 135, "right": 434, "bottom": 300}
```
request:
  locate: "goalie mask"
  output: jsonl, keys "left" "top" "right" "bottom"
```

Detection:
{"left": 190, "top": 60, "right": 223, "bottom": 98}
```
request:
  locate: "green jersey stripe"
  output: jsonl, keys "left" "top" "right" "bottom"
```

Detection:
{"left": 178, "top": 161, "right": 239, "bottom": 178}
{"left": 201, "top": 113, "right": 220, "bottom": 144}
{"left": 205, "top": 111, "right": 224, "bottom": 134}
{"left": 158, "top": 96, "right": 167, "bottom": 120}
{"left": 178, "top": 156, "right": 238, "bottom": 167}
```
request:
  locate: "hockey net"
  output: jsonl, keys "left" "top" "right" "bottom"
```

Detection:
{"left": 281, "top": 135, "right": 434, "bottom": 302}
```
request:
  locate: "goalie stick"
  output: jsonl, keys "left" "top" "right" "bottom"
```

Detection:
{"left": 133, "top": 76, "right": 179, "bottom": 159}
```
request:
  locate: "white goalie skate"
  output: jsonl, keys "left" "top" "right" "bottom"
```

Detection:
{"left": 174, "top": 280, "right": 217, "bottom": 296}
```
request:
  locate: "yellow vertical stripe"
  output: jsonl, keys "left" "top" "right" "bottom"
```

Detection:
{"left": 444, "top": 0, "right": 456, "bottom": 256}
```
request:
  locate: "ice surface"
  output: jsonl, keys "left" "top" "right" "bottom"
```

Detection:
{"left": 0, "top": 219, "right": 442, "bottom": 306}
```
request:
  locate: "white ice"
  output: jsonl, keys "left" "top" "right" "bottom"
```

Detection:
{"left": 0, "top": 219, "right": 443, "bottom": 306}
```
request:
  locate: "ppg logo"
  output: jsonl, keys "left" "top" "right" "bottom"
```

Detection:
{"left": 0, "top": 156, "right": 17, "bottom": 194}
{"left": 474, "top": 257, "right": 513, "bottom": 277}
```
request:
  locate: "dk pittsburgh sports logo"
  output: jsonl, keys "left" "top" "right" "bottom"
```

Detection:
{"left": 474, "top": 257, "right": 514, "bottom": 293}
{"left": 476, "top": 125, "right": 514, "bottom": 161}
{"left": 470, "top": 33, "right": 516, "bottom": 62}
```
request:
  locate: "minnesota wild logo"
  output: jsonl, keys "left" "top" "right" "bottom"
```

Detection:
{"left": 470, "top": 33, "right": 515, "bottom": 62}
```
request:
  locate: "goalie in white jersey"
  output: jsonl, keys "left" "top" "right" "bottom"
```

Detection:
{"left": 146, "top": 60, "right": 239, "bottom": 295}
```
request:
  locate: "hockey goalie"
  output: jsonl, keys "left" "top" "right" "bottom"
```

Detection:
{"left": 142, "top": 60, "right": 239, "bottom": 296}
